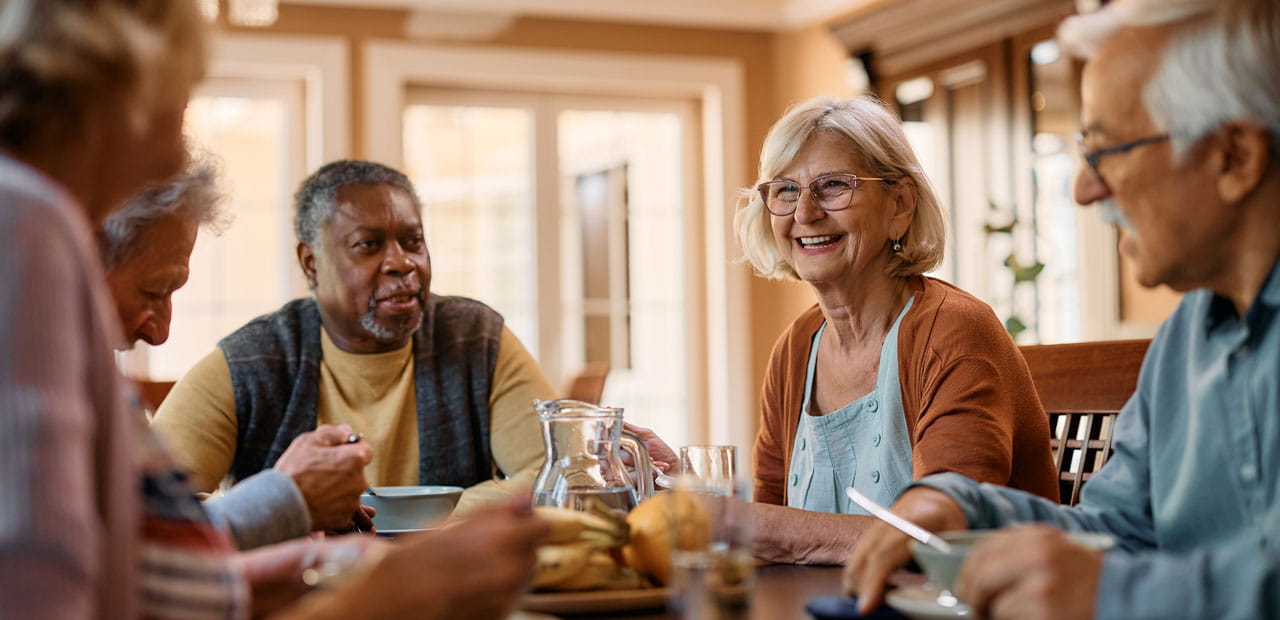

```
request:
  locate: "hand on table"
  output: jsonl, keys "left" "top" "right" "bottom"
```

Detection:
{"left": 274, "top": 424, "right": 372, "bottom": 532}
{"left": 955, "top": 524, "right": 1102, "bottom": 620}
{"left": 843, "top": 486, "right": 968, "bottom": 614}
{"left": 621, "top": 422, "right": 677, "bottom": 479}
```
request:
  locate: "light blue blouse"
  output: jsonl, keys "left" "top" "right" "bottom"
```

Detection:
{"left": 786, "top": 297, "right": 915, "bottom": 514}
{"left": 918, "top": 257, "right": 1280, "bottom": 619}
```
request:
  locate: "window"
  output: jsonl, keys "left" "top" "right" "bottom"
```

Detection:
{"left": 402, "top": 91, "right": 696, "bottom": 449}
{"left": 118, "top": 35, "right": 348, "bottom": 380}
{"left": 124, "top": 79, "right": 305, "bottom": 380}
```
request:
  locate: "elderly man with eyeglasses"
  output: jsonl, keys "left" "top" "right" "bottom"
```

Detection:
{"left": 846, "top": 1, "right": 1280, "bottom": 618}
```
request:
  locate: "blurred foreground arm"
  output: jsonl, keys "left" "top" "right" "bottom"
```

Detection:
{"left": 272, "top": 496, "right": 550, "bottom": 620}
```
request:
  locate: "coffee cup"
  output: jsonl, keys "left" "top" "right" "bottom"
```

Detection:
{"left": 910, "top": 529, "right": 1116, "bottom": 594}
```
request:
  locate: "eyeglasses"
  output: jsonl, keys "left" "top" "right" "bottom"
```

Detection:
{"left": 757, "top": 173, "right": 891, "bottom": 216}
{"left": 1076, "top": 132, "right": 1170, "bottom": 184}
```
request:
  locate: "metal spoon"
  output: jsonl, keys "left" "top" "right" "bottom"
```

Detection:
{"left": 346, "top": 433, "right": 375, "bottom": 497}
{"left": 845, "top": 486, "right": 952, "bottom": 553}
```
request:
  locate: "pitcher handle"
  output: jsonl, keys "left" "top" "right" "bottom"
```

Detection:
{"left": 620, "top": 429, "right": 655, "bottom": 500}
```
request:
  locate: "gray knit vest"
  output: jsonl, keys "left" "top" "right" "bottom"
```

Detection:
{"left": 218, "top": 294, "right": 502, "bottom": 487}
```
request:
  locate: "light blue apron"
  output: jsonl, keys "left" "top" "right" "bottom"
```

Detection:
{"left": 786, "top": 297, "right": 914, "bottom": 514}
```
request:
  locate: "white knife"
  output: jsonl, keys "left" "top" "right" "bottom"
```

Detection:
{"left": 845, "top": 486, "right": 953, "bottom": 553}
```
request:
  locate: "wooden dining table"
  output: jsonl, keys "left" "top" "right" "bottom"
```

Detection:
{"left": 530, "top": 564, "right": 893, "bottom": 620}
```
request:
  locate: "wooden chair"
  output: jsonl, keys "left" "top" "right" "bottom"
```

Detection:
{"left": 134, "top": 379, "right": 176, "bottom": 412}
{"left": 1018, "top": 339, "right": 1150, "bottom": 505}
{"left": 563, "top": 363, "right": 610, "bottom": 404}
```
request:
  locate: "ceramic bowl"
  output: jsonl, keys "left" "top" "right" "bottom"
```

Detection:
{"left": 360, "top": 485, "right": 463, "bottom": 531}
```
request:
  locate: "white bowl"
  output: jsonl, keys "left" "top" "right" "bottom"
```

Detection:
{"left": 361, "top": 485, "right": 463, "bottom": 531}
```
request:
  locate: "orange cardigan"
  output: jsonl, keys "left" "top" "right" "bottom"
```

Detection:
{"left": 753, "top": 276, "right": 1059, "bottom": 505}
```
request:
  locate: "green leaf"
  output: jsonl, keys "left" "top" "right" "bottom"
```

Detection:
{"left": 983, "top": 221, "right": 1016, "bottom": 235}
{"left": 1005, "top": 315, "right": 1028, "bottom": 339}
{"left": 1002, "top": 254, "right": 1046, "bottom": 283}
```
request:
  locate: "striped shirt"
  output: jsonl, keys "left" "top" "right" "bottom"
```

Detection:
{"left": 135, "top": 411, "right": 248, "bottom": 620}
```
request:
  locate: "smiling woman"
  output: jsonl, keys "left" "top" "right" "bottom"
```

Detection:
{"left": 726, "top": 95, "right": 1059, "bottom": 564}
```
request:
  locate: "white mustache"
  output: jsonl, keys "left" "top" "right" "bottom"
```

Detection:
{"left": 1098, "top": 200, "right": 1134, "bottom": 231}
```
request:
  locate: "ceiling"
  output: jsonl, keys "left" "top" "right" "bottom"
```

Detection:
{"left": 288, "top": 0, "right": 886, "bottom": 31}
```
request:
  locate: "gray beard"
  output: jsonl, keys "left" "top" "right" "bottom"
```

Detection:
{"left": 359, "top": 298, "right": 424, "bottom": 343}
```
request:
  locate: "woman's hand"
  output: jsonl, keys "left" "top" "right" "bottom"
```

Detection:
{"left": 621, "top": 422, "right": 677, "bottom": 477}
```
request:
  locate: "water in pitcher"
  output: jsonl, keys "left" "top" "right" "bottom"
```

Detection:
{"left": 534, "top": 485, "right": 636, "bottom": 515}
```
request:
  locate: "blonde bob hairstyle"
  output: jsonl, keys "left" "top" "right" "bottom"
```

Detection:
{"left": 0, "top": 0, "right": 207, "bottom": 150}
{"left": 734, "top": 95, "right": 946, "bottom": 281}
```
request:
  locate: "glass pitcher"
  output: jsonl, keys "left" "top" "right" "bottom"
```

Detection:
{"left": 531, "top": 398, "right": 654, "bottom": 513}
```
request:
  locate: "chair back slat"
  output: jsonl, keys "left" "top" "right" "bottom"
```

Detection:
{"left": 1020, "top": 339, "right": 1149, "bottom": 505}
{"left": 134, "top": 379, "right": 176, "bottom": 413}
{"left": 563, "top": 363, "right": 610, "bottom": 404}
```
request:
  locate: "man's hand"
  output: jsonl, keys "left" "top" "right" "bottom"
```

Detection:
{"left": 350, "top": 505, "right": 376, "bottom": 534}
{"left": 621, "top": 422, "right": 677, "bottom": 476}
{"left": 955, "top": 525, "right": 1102, "bottom": 620}
{"left": 843, "top": 486, "right": 968, "bottom": 614}
{"left": 273, "top": 424, "right": 372, "bottom": 532}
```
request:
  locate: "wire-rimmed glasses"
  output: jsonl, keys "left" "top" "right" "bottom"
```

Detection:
{"left": 1075, "top": 132, "right": 1169, "bottom": 185}
{"left": 756, "top": 173, "right": 891, "bottom": 216}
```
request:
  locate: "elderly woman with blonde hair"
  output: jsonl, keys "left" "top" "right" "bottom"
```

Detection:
{"left": 738, "top": 95, "right": 1058, "bottom": 563}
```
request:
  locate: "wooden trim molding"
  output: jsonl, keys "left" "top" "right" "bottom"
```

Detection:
{"left": 830, "top": 0, "right": 1076, "bottom": 77}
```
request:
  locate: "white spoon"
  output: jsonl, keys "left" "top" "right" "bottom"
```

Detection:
{"left": 845, "top": 487, "right": 952, "bottom": 553}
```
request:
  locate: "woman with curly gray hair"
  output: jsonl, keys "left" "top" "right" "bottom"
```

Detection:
{"left": 740, "top": 95, "right": 1058, "bottom": 563}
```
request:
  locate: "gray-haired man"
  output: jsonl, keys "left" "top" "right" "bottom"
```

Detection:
{"left": 104, "top": 156, "right": 374, "bottom": 548}
{"left": 846, "top": 0, "right": 1280, "bottom": 618}
{"left": 151, "top": 159, "right": 553, "bottom": 518}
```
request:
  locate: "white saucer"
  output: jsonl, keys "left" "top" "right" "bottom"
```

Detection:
{"left": 374, "top": 527, "right": 430, "bottom": 538}
{"left": 885, "top": 585, "right": 970, "bottom": 620}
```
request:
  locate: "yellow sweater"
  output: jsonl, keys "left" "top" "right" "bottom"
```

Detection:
{"left": 151, "top": 325, "right": 553, "bottom": 514}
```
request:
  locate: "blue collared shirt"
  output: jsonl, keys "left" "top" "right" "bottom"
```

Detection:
{"left": 917, "top": 256, "right": 1280, "bottom": 620}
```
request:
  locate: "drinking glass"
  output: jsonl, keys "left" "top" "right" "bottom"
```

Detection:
{"left": 679, "top": 445, "right": 737, "bottom": 494}
{"left": 668, "top": 478, "right": 754, "bottom": 619}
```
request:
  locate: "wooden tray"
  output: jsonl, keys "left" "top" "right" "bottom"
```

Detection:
{"left": 522, "top": 587, "right": 668, "bottom": 614}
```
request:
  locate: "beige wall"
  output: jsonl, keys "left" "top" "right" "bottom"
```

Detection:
{"left": 217, "top": 5, "right": 856, "bottom": 428}
{"left": 749, "top": 23, "right": 853, "bottom": 415}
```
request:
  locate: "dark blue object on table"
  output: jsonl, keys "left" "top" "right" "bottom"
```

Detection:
{"left": 805, "top": 595, "right": 909, "bottom": 619}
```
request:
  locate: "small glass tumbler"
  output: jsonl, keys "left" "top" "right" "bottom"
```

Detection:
{"left": 668, "top": 478, "right": 754, "bottom": 619}
{"left": 679, "top": 445, "right": 737, "bottom": 495}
